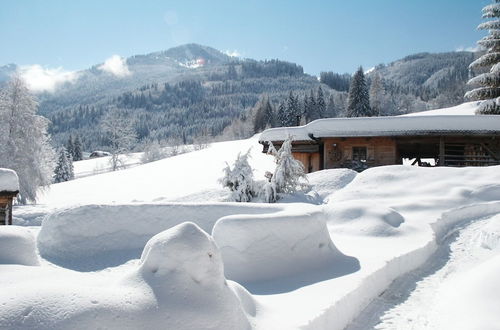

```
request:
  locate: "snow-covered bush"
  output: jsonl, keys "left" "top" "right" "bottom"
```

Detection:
{"left": 220, "top": 149, "right": 256, "bottom": 202}
{"left": 141, "top": 140, "right": 166, "bottom": 163}
{"left": 267, "top": 137, "right": 308, "bottom": 196}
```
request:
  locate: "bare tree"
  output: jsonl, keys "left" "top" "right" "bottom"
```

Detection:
{"left": 100, "top": 108, "right": 136, "bottom": 171}
{"left": 0, "top": 76, "right": 55, "bottom": 204}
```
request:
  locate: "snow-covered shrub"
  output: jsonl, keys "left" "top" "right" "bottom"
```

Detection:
{"left": 220, "top": 149, "right": 256, "bottom": 202}
{"left": 141, "top": 140, "right": 166, "bottom": 163}
{"left": 267, "top": 137, "right": 308, "bottom": 196}
{"left": 260, "top": 178, "right": 277, "bottom": 203}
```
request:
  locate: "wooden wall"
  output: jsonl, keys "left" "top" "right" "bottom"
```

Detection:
{"left": 292, "top": 152, "right": 321, "bottom": 173}
{"left": 322, "top": 137, "right": 397, "bottom": 168}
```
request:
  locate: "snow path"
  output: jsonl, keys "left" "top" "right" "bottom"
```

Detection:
{"left": 345, "top": 215, "right": 499, "bottom": 330}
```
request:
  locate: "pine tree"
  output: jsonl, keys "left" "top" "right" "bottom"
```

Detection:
{"left": 66, "top": 135, "right": 74, "bottom": 160}
{"left": 53, "top": 147, "right": 74, "bottom": 183}
{"left": 277, "top": 101, "right": 287, "bottom": 127}
{"left": 347, "top": 67, "right": 372, "bottom": 117}
{"left": 253, "top": 95, "right": 275, "bottom": 132}
{"left": 219, "top": 149, "right": 255, "bottom": 202}
{"left": 72, "top": 135, "right": 83, "bottom": 161}
{"left": 266, "top": 137, "right": 308, "bottom": 195}
{"left": 306, "top": 90, "right": 318, "bottom": 122}
{"left": 326, "top": 95, "right": 339, "bottom": 118}
{"left": 285, "top": 91, "right": 300, "bottom": 126}
{"left": 369, "top": 73, "right": 386, "bottom": 116}
{"left": 465, "top": 0, "right": 500, "bottom": 114}
{"left": 317, "top": 86, "right": 326, "bottom": 119}
{"left": 0, "top": 76, "right": 55, "bottom": 203}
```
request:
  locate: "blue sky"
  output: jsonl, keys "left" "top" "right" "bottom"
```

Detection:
{"left": 0, "top": 0, "right": 490, "bottom": 75}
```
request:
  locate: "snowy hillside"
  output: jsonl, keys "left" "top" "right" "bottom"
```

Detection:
{"left": 4, "top": 132, "right": 500, "bottom": 329}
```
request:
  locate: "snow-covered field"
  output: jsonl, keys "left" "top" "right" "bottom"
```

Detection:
{"left": 2, "top": 126, "right": 500, "bottom": 329}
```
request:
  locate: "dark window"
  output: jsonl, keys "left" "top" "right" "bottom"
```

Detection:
{"left": 352, "top": 147, "right": 367, "bottom": 162}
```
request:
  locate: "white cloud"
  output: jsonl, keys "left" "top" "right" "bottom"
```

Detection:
{"left": 456, "top": 45, "right": 482, "bottom": 52}
{"left": 18, "top": 65, "right": 79, "bottom": 93}
{"left": 224, "top": 50, "right": 241, "bottom": 58}
{"left": 98, "top": 55, "right": 131, "bottom": 77}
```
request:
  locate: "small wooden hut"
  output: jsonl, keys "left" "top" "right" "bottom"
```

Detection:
{"left": 259, "top": 115, "right": 500, "bottom": 173}
{"left": 0, "top": 169, "right": 19, "bottom": 225}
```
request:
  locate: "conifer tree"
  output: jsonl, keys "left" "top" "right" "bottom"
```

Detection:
{"left": 306, "top": 90, "right": 318, "bottom": 122}
{"left": 347, "top": 67, "right": 372, "bottom": 117}
{"left": 72, "top": 135, "right": 83, "bottom": 161}
{"left": 268, "top": 137, "right": 308, "bottom": 195}
{"left": 66, "top": 135, "right": 74, "bottom": 160}
{"left": 317, "top": 86, "right": 326, "bottom": 118}
{"left": 285, "top": 91, "right": 301, "bottom": 126}
{"left": 253, "top": 95, "right": 275, "bottom": 132}
{"left": 327, "top": 95, "right": 339, "bottom": 118}
{"left": 53, "top": 147, "right": 74, "bottom": 183}
{"left": 369, "top": 73, "right": 386, "bottom": 116}
{"left": 277, "top": 101, "right": 287, "bottom": 127}
{"left": 465, "top": 0, "right": 500, "bottom": 114}
{"left": 219, "top": 149, "right": 255, "bottom": 202}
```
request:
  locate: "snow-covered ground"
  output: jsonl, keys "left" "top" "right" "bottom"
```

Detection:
{"left": 3, "top": 113, "right": 500, "bottom": 329}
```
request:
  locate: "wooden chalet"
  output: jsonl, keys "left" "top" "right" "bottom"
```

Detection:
{"left": 259, "top": 115, "right": 500, "bottom": 173}
{"left": 0, "top": 169, "right": 19, "bottom": 225}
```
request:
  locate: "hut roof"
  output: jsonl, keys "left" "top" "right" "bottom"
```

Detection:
{"left": 0, "top": 169, "right": 19, "bottom": 192}
{"left": 259, "top": 115, "right": 500, "bottom": 143}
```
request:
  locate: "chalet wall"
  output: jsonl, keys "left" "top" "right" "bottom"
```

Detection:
{"left": 323, "top": 137, "right": 397, "bottom": 169}
{"left": 292, "top": 152, "right": 321, "bottom": 173}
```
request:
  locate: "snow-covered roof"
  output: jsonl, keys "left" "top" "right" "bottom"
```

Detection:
{"left": 259, "top": 115, "right": 500, "bottom": 142}
{"left": 0, "top": 168, "right": 19, "bottom": 192}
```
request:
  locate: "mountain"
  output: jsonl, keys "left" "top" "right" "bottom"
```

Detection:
{"left": 1, "top": 45, "right": 478, "bottom": 152}
{"left": 0, "top": 64, "right": 17, "bottom": 85}
{"left": 366, "top": 51, "right": 476, "bottom": 110}
{"left": 38, "top": 44, "right": 322, "bottom": 150}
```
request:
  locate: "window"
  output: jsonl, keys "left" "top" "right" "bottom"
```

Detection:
{"left": 352, "top": 147, "right": 367, "bottom": 162}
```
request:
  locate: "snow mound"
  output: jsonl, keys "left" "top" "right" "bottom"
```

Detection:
{"left": 0, "top": 226, "right": 39, "bottom": 266}
{"left": 477, "top": 215, "right": 500, "bottom": 250}
{"left": 0, "top": 223, "right": 250, "bottom": 330}
{"left": 128, "top": 222, "right": 251, "bottom": 330}
{"left": 307, "top": 169, "right": 357, "bottom": 201}
{"left": 324, "top": 201, "right": 405, "bottom": 237}
{"left": 0, "top": 168, "right": 19, "bottom": 192}
{"left": 212, "top": 206, "right": 359, "bottom": 294}
{"left": 403, "top": 101, "right": 480, "bottom": 116}
{"left": 470, "top": 184, "right": 500, "bottom": 202}
{"left": 432, "top": 253, "right": 500, "bottom": 330}
{"left": 37, "top": 203, "right": 282, "bottom": 270}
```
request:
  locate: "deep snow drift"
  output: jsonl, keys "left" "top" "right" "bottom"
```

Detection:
{"left": 213, "top": 206, "right": 359, "bottom": 293}
{"left": 0, "top": 226, "right": 39, "bottom": 266}
{"left": 4, "top": 128, "right": 500, "bottom": 330}
{"left": 0, "top": 223, "right": 251, "bottom": 330}
{"left": 38, "top": 203, "right": 282, "bottom": 270}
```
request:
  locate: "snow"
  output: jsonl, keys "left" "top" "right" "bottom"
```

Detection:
{"left": 0, "top": 168, "right": 19, "bottom": 192}
{"left": 37, "top": 203, "right": 282, "bottom": 270}
{"left": 0, "top": 226, "right": 39, "bottom": 266}
{"left": 404, "top": 101, "right": 480, "bottom": 116}
{"left": 213, "top": 205, "right": 359, "bottom": 293}
{"left": 32, "top": 137, "right": 274, "bottom": 210}
{"left": 4, "top": 134, "right": 500, "bottom": 330}
{"left": 259, "top": 113, "right": 500, "bottom": 142}
{"left": 0, "top": 223, "right": 251, "bottom": 330}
